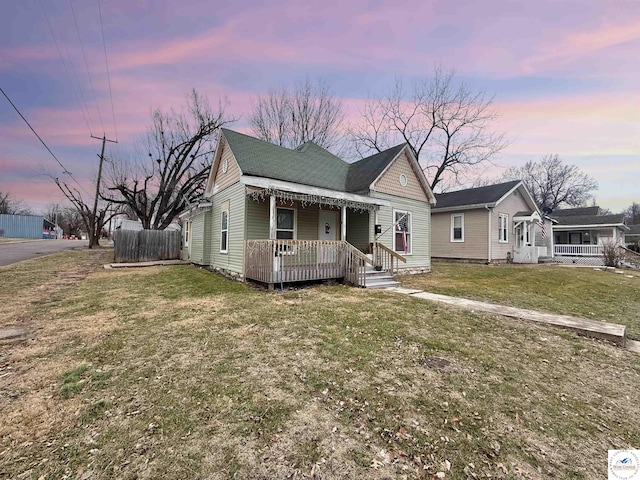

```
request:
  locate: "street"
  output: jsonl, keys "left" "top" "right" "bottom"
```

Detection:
{"left": 0, "top": 239, "right": 88, "bottom": 267}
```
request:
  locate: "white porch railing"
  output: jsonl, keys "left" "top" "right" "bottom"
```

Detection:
{"left": 554, "top": 244, "right": 604, "bottom": 256}
{"left": 244, "top": 239, "right": 372, "bottom": 286}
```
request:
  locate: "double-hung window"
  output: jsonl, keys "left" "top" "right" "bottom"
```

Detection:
{"left": 220, "top": 209, "right": 229, "bottom": 253}
{"left": 393, "top": 210, "right": 412, "bottom": 254}
{"left": 451, "top": 214, "right": 464, "bottom": 242}
{"left": 498, "top": 213, "right": 508, "bottom": 243}
{"left": 276, "top": 208, "right": 295, "bottom": 239}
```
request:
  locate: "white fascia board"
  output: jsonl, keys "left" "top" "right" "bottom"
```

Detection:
{"left": 432, "top": 203, "right": 496, "bottom": 213}
{"left": 204, "top": 131, "right": 226, "bottom": 198}
{"left": 552, "top": 223, "right": 629, "bottom": 230}
{"left": 513, "top": 211, "right": 541, "bottom": 222}
{"left": 241, "top": 175, "right": 391, "bottom": 207}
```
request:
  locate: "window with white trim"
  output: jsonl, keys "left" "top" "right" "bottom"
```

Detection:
{"left": 393, "top": 210, "right": 412, "bottom": 254}
{"left": 276, "top": 208, "right": 295, "bottom": 239}
{"left": 184, "top": 221, "right": 190, "bottom": 246}
{"left": 498, "top": 213, "right": 508, "bottom": 243}
{"left": 451, "top": 214, "right": 464, "bottom": 242}
{"left": 220, "top": 209, "right": 229, "bottom": 253}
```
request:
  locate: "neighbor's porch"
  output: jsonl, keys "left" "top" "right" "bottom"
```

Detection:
{"left": 552, "top": 226, "right": 623, "bottom": 265}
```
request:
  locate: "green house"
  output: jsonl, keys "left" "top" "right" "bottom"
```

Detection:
{"left": 180, "top": 129, "right": 436, "bottom": 289}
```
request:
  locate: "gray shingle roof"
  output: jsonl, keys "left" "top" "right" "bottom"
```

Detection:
{"left": 432, "top": 180, "right": 521, "bottom": 210}
{"left": 551, "top": 206, "right": 600, "bottom": 217}
{"left": 345, "top": 144, "right": 406, "bottom": 192}
{"left": 554, "top": 214, "right": 626, "bottom": 226}
{"left": 222, "top": 129, "right": 349, "bottom": 191}
{"left": 221, "top": 128, "right": 409, "bottom": 193}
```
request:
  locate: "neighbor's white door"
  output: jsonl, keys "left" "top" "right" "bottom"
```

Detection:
{"left": 318, "top": 210, "right": 338, "bottom": 241}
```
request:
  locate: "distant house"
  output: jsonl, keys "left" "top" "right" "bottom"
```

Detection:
{"left": 625, "top": 224, "right": 640, "bottom": 250}
{"left": 431, "top": 181, "right": 543, "bottom": 263}
{"left": 550, "top": 206, "right": 629, "bottom": 264}
{"left": 0, "top": 214, "right": 59, "bottom": 239}
{"left": 180, "top": 128, "right": 436, "bottom": 288}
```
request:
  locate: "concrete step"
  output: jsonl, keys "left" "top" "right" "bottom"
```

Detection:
{"left": 365, "top": 271, "right": 393, "bottom": 279}
{"left": 366, "top": 279, "right": 401, "bottom": 289}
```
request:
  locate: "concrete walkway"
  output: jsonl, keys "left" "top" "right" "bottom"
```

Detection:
{"left": 104, "top": 260, "right": 190, "bottom": 269}
{"left": 386, "top": 286, "right": 631, "bottom": 350}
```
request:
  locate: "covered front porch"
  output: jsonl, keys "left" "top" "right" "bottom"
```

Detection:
{"left": 512, "top": 211, "right": 542, "bottom": 263}
{"left": 553, "top": 226, "right": 623, "bottom": 265}
{"left": 241, "top": 177, "right": 400, "bottom": 288}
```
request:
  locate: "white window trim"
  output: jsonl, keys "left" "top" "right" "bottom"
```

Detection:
{"left": 392, "top": 209, "right": 412, "bottom": 255}
{"left": 451, "top": 213, "right": 464, "bottom": 242}
{"left": 220, "top": 209, "right": 229, "bottom": 253}
{"left": 184, "top": 221, "right": 190, "bottom": 247}
{"left": 498, "top": 213, "right": 509, "bottom": 243}
{"left": 276, "top": 207, "right": 297, "bottom": 240}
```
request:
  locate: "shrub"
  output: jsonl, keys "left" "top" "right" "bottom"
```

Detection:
{"left": 602, "top": 240, "right": 623, "bottom": 268}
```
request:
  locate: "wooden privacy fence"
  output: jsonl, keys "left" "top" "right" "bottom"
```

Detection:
{"left": 114, "top": 229, "right": 181, "bottom": 263}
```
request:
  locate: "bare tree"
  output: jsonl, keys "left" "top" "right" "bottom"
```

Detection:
{"left": 349, "top": 67, "right": 508, "bottom": 191}
{"left": 249, "top": 78, "right": 345, "bottom": 150}
{"left": 42, "top": 203, "right": 85, "bottom": 237}
{"left": 501, "top": 154, "right": 598, "bottom": 210}
{"left": 0, "top": 191, "right": 33, "bottom": 215}
{"left": 105, "top": 90, "right": 235, "bottom": 229}
{"left": 54, "top": 178, "right": 121, "bottom": 247}
{"left": 624, "top": 202, "right": 640, "bottom": 224}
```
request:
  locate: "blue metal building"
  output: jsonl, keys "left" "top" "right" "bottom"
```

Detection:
{"left": 0, "top": 214, "right": 49, "bottom": 239}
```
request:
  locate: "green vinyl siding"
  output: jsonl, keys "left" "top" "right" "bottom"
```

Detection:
{"left": 371, "top": 191, "right": 431, "bottom": 270}
{"left": 246, "top": 198, "right": 269, "bottom": 240}
{"left": 346, "top": 209, "right": 369, "bottom": 252}
{"left": 190, "top": 211, "right": 206, "bottom": 265}
{"left": 296, "top": 205, "right": 319, "bottom": 240}
{"left": 245, "top": 199, "right": 325, "bottom": 241}
{"left": 210, "top": 182, "right": 246, "bottom": 274}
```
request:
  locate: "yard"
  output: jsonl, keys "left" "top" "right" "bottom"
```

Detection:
{"left": 400, "top": 261, "right": 640, "bottom": 340}
{"left": 1, "top": 250, "right": 639, "bottom": 479}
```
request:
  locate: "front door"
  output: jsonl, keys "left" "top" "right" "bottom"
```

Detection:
{"left": 318, "top": 210, "right": 339, "bottom": 264}
{"left": 318, "top": 210, "right": 338, "bottom": 241}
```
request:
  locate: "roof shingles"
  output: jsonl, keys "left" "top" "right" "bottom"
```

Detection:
{"left": 221, "top": 128, "right": 410, "bottom": 194}
{"left": 432, "top": 181, "right": 521, "bottom": 210}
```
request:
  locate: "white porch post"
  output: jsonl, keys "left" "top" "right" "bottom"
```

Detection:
{"left": 613, "top": 227, "right": 618, "bottom": 242}
{"left": 269, "top": 195, "right": 277, "bottom": 239}
{"left": 341, "top": 206, "right": 347, "bottom": 241}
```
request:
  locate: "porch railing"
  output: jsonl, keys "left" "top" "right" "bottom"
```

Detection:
{"left": 554, "top": 244, "right": 604, "bottom": 256}
{"left": 369, "top": 242, "right": 407, "bottom": 274}
{"left": 244, "top": 240, "right": 372, "bottom": 286}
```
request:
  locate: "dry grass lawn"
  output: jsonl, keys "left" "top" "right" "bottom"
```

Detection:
{"left": 400, "top": 261, "right": 640, "bottom": 339}
{"left": 1, "top": 250, "right": 639, "bottom": 479}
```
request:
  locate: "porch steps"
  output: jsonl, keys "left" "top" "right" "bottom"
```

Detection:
{"left": 364, "top": 265, "right": 400, "bottom": 289}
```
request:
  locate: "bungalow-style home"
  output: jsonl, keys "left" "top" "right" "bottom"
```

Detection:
{"left": 549, "top": 206, "right": 629, "bottom": 264}
{"left": 430, "top": 181, "right": 543, "bottom": 263}
{"left": 180, "top": 129, "right": 436, "bottom": 289}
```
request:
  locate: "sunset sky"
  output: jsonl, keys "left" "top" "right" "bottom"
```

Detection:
{"left": 1, "top": 0, "right": 639, "bottom": 214}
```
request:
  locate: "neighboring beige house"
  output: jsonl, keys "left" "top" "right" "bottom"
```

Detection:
{"left": 431, "top": 181, "right": 543, "bottom": 263}
{"left": 180, "top": 129, "right": 436, "bottom": 289}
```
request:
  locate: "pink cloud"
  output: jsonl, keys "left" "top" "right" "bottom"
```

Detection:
{"left": 493, "top": 93, "right": 640, "bottom": 155}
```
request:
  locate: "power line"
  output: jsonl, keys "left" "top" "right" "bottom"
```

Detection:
{"left": 97, "top": 0, "right": 118, "bottom": 142}
{"left": 0, "top": 86, "right": 94, "bottom": 200}
{"left": 38, "top": 0, "right": 95, "bottom": 135}
{"left": 69, "top": 0, "right": 105, "bottom": 134}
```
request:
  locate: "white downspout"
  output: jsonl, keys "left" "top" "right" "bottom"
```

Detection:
{"left": 486, "top": 206, "right": 492, "bottom": 263}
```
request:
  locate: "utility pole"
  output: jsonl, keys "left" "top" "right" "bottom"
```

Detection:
{"left": 91, "top": 134, "right": 117, "bottom": 247}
